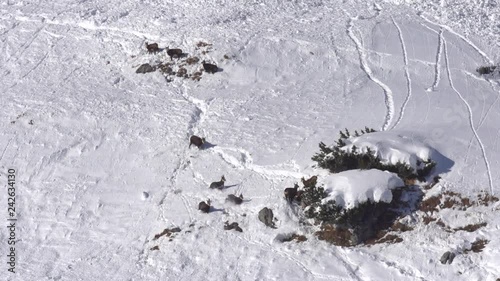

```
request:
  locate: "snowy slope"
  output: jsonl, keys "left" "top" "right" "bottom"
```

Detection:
{"left": 1, "top": 0, "right": 500, "bottom": 280}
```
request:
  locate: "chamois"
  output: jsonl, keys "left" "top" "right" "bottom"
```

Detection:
{"left": 226, "top": 194, "right": 243, "bottom": 204}
{"left": 198, "top": 199, "right": 211, "bottom": 213}
{"left": 301, "top": 175, "right": 318, "bottom": 187}
{"left": 167, "top": 47, "right": 183, "bottom": 60}
{"left": 145, "top": 42, "right": 159, "bottom": 53}
{"left": 209, "top": 176, "right": 226, "bottom": 189}
{"left": 202, "top": 61, "right": 218, "bottom": 74}
{"left": 189, "top": 135, "right": 205, "bottom": 149}
{"left": 284, "top": 183, "right": 299, "bottom": 202}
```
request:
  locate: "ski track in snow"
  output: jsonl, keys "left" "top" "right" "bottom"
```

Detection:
{"left": 463, "top": 75, "right": 500, "bottom": 164}
{"left": 426, "top": 28, "right": 443, "bottom": 92}
{"left": 419, "top": 14, "right": 494, "bottom": 64}
{"left": 443, "top": 36, "right": 495, "bottom": 194}
{"left": 390, "top": 17, "right": 413, "bottom": 130}
{"left": 346, "top": 18, "right": 394, "bottom": 131}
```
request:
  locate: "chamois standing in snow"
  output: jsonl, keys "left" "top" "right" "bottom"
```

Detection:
{"left": 209, "top": 176, "right": 226, "bottom": 189}
{"left": 284, "top": 184, "right": 299, "bottom": 202}
{"left": 167, "top": 47, "right": 183, "bottom": 60}
{"left": 202, "top": 61, "right": 218, "bottom": 74}
{"left": 198, "top": 199, "right": 211, "bottom": 213}
{"left": 145, "top": 42, "right": 159, "bottom": 53}
{"left": 189, "top": 135, "right": 205, "bottom": 149}
{"left": 226, "top": 194, "right": 243, "bottom": 204}
{"left": 301, "top": 175, "right": 318, "bottom": 188}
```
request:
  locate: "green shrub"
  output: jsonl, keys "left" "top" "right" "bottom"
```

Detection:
{"left": 312, "top": 128, "right": 435, "bottom": 180}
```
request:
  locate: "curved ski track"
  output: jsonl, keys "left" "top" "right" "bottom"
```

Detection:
{"left": 347, "top": 18, "right": 395, "bottom": 131}
{"left": 390, "top": 17, "right": 413, "bottom": 130}
{"left": 443, "top": 36, "right": 495, "bottom": 194}
{"left": 426, "top": 28, "right": 443, "bottom": 92}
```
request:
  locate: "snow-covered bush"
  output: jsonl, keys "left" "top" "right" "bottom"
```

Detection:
{"left": 312, "top": 128, "right": 436, "bottom": 180}
{"left": 305, "top": 128, "right": 436, "bottom": 246}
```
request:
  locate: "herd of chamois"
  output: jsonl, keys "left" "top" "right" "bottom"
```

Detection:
{"left": 144, "top": 42, "right": 219, "bottom": 73}
{"left": 189, "top": 134, "right": 317, "bottom": 215}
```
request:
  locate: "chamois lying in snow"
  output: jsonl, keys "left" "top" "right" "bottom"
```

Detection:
{"left": 167, "top": 47, "right": 183, "bottom": 60}
{"left": 198, "top": 200, "right": 211, "bottom": 213}
{"left": 145, "top": 42, "right": 159, "bottom": 53}
{"left": 202, "top": 61, "right": 218, "bottom": 74}
{"left": 189, "top": 135, "right": 205, "bottom": 149}
{"left": 284, "top": 183, "right": 299, "bottom": 202}
{"left": 301, "top": 175, "right": 318, "bottom": 187}
{"left": 226, "top": 194, "right": 243, "bottom": 204}
{"left": 209, "top": 176, "right": 226, "bottom": 189}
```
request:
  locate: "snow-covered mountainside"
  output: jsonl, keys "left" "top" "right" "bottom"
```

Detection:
{"left": 1, "top": 0, "right": 499, "bottom": 280}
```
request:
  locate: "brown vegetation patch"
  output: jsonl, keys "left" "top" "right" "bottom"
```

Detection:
{"left": 420, "top": 195, "right": 441, "bottom": 213}
{"left": 185, "top": 56, "right": 200, "bottom": 65}
{"left": 158, "top": 64, "right": 173, "bottom": 74}
{"left": 176, "top": 67, "right": 187, "bottom": 77}
{"left": 477, "top": 193, "right": 499, "bottom": 206}
{"left": 454, "top": 222, "right": 487, "bottom": 232}
{"left": 441, "top": 191, "right": 473, "bottom": 210}
{"left": 365, "top": 231, "right": 403, "bottom": 245}
{"left": 316, "top": 224, "right": 353, "bottom": 247}
{"left": 465, "top": 239, "right": 489, "bottom": 253}
{"left": 196, "top": 41, "right": 212, "bottom": 48}
{"left": 420, "top": 191, "right": 477, "bottom": 213}
{"left": 391, "top": 221, "right": 414, "bottom": 232}
{"left": 376, "top": 234, "right": 403, "bottom": 244}
{"left": 281, "top": 234, "right": 307, "bottom": 243}
{"left": 422, "top": 216, "right": 437, "bottom": 225}
{"left": 153, "top": 227, "right": 181, "bottom": 240}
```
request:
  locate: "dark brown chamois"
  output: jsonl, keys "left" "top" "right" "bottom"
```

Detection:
{"left": 189, "top": 135, "right": 205, "bottom": 149}
{"left": 145, "top": 42, "right": 159, "bottom": 53}
{"left": 284, "top": 183, "right": 299, "bottom": 202}
{"left": 202, "top": 61, "right": 218, "bottom": 74}
{"left": 226, "top": 194, "right": 243, "bottom": 204}
{"left": 167, "top": 47, "right": 183, "bottom": 60}
{"left": 301, "top": 175, "right": 318, "bottom": 188}
{"left": 198, "top": 199, "right": 211, "bottom": 213}
{"left": 209, "top": 176, "right": 226, "bottom": 189}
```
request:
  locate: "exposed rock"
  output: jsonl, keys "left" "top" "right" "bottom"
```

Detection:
{"left": 258, "top": 207, "right": 275, "bottom": 228}
{"left": 136, "top": 63, "right": 156, "bottom": 74}
{"left": 440, "top": 251, "right": 456, "bottom": 264}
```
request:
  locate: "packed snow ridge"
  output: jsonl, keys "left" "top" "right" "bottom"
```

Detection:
{"left": 320, "top": 169, "right": 404, "bottom": 209}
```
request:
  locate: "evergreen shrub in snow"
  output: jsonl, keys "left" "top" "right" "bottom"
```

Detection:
{"left": 305, "top": 128, "right": 434, "bottom": 245}
{"left": 312, "top": 128, "right": 435, "bottom": 180}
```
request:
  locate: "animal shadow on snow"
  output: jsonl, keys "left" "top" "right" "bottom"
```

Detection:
{"left": 200, "top": 141, "right": 217, "bottom": 150}
{"left": 208, "top": 206, "right": 225, "bottom": 213}
{"left": 222, "top": 184, "right": 239, "bottom": 189}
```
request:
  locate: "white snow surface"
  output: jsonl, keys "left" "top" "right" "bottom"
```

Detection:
{"left": 1, "top": 0, "right": 500, "bottom": 280}
{"left": 320, "top": 169, "right": 404, "bottom": 209}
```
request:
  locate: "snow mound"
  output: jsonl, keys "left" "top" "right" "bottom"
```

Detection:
{"left": 320, "top": 169, "right": 404, "bottom": 209}
{"left": 341, "top": 131, "right": 433, "bottom": 170}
